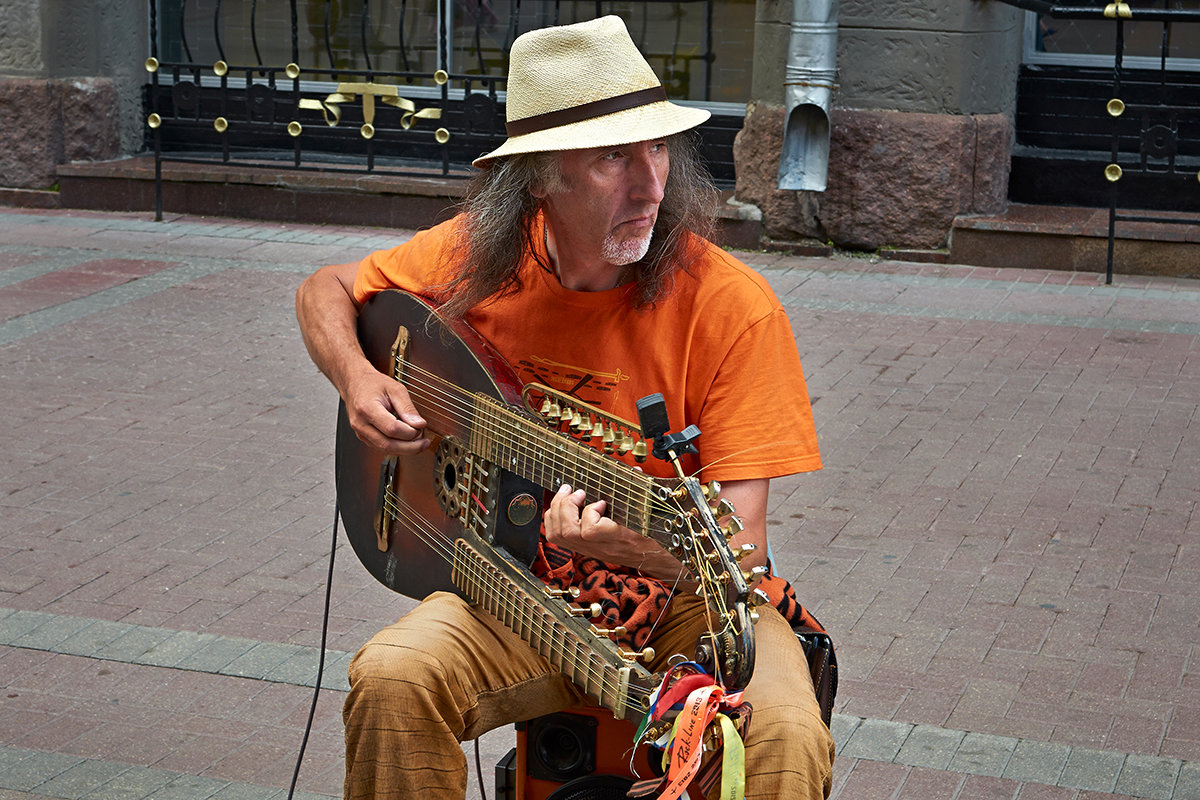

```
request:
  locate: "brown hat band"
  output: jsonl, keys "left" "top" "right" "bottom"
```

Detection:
{"left": 504, "top": 85, "right": 668, "bottom": 137}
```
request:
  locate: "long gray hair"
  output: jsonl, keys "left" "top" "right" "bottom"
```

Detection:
{"left": 434, "top": 132, "right": 719, "bottom": 321}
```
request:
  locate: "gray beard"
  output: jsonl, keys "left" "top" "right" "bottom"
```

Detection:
{"left": 601, "top": 228, "right": 653, "bottom": 266}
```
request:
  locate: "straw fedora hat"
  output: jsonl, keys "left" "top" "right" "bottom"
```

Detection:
{"left": 472, "top": 16, "right": 710, "bottom": 166}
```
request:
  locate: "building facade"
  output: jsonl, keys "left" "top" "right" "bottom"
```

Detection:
{"left": 1, "top": 1, "right": 1194, "bottom": 253}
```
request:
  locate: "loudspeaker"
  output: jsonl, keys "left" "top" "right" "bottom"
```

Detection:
{"left": 496, "top": 707, "right": 655, "bottom": 800}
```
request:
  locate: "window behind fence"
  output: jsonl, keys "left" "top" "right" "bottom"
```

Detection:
{"left": 145, "top": 0, "right": 752, "bottom": 186}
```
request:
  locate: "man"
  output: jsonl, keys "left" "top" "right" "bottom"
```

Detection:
{"left": 296, "top": 16, "right": 834, "bottom": 800}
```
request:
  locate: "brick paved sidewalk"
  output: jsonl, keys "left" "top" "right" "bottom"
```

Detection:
{"left": 0, "top": 208, "right": 1196, "bottom": 800}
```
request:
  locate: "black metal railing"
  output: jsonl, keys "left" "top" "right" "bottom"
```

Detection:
{"left": 1001, "top": 1, "right": 1200, "bottom": 283}
{"left": 144, "top": 0, "right": 725, "bottom": 220}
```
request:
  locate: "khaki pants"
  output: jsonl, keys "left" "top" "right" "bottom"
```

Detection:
{"left": 343, "top": 591, "right": 834, "bottom": 799}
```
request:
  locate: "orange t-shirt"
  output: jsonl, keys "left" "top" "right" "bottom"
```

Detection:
{"left": 353, "top": 214, "right": 821, "bottom": 483}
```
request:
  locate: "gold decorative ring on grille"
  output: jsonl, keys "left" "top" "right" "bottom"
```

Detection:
{"left": 1106, "top": 98, "right": 1125, "bottom": 117}
{"left": 145, "top": 57, "right": 159, "bottom": 73}
{"left": 147, "top": 113, "right": 162, "bottom": 129}
{"left": 287, "top": 121, "right": 303, "bottom": 137}
{"left": 285, "top": 63, "right": 301, "bottom": 79}
{"left": 213, "top": 116, "right": 229, "bottom": 133}
{"left": 1105, "top": 164, "right": 1123, "bottom": 182}
{"left": 213, "top": 60, "right": 228, "bottom": 77}
{"left": 435, "top": 128, "right": 450, "bottom": 144}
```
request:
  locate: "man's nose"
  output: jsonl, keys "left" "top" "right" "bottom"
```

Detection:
{"left": 629, "top": 149, "right": 667, "bottom": 204}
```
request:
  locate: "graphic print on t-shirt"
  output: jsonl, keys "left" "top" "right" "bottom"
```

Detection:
{"left": 515, "top": 355, "right": 632, "bottom": 409}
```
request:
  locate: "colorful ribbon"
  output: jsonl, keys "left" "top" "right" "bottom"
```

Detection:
{"left": 630, "top": 663, "right": 751, "bottom": 800}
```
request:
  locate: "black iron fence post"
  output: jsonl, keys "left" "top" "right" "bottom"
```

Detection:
{"left": 143, "top": 1, "right": 726, "bottom": 203}
{"left": 1000, "top": 1, "right": 1200, "bottom": 283}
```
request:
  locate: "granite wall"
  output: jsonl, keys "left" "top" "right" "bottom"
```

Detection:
{"left": 0, "top": 0, "right": 142, "bottom": 189}
{"left": 737, "top": 0, "right": 1023, "bottom": 249}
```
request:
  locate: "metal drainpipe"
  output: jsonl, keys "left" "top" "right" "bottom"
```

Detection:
{"left": 776, "top": 0, "right": 839, "bottom": 192}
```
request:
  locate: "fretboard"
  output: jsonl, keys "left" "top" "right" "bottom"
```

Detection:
{"left": 450, "top": 538, "right": 652, "bottom": 720}
{"left": 469, "top": 396, "right": 675, "bottom": 544}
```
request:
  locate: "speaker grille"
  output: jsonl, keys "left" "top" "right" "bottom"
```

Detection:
{"left": 544, "top": 775, "right": 635, "bottom": 800}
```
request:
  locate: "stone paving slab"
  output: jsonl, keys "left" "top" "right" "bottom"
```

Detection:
{"left": 1, "top": 207, "right": 1197, "bottom": 800}
{"left": 6, "top": 602, "right": 1199, "bottom": 798}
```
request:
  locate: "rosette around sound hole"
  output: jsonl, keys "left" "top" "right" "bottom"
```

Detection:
{"left": 433, "top": 437, "right": 468, "bottom": 518}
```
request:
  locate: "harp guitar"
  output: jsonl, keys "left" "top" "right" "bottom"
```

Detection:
{"left": 335, "top": 289, "right": 757, "bottom": 721}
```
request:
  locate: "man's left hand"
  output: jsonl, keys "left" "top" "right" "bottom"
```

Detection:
{"left": 543, "top": 484, "right": 683, "bottom": 579}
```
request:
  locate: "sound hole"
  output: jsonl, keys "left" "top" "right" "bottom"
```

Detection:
{"left": 433, "top": 437, "right": 466, "bottom": 517}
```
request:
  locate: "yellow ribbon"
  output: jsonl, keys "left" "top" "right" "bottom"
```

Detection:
{"left": 717, "top": 713, "right": 746, "bottom": 800}
{"left": 298, "top": 81, "right": 442, "bottom": 129}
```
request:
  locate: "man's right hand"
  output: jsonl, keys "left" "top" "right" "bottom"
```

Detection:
{"left": 343, "top": 367, "right": 430, "bottom": 455}
{"left": 297, "top": 261, "right": 429, "bottom": 457}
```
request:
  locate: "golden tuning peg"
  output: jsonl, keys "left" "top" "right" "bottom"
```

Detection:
{"left": 713, "top": 498, "right": 736, "bottom": 517}
{"left": 591, "top": 624, "right": 628, "bottom": 638}
{"left": 742, "top": 565, "right": 768, "bottom": 582}
{"left": 752, "top": 588, "right": 771, "bottom": 607}
{"left": 701, "top": 480, "right": 721, "bottom": 500}
{"left": 750, "top": 608, "right": 760, "bottom": 624}
{"left": 619, "top": 646, "right": 656, "bottom": 663}
{"left": 640, "top": 719, "right": 673, "bottom": 742}
{"left": 735, "top": 543, "right": 757, "bottom": 561}
{"left": 723, "top": 516, "right": 745, "bottom": 539}
{"left": 568, "top": 602, "right": 603, "bottom": 618}
{"left": 545, "top": 586, "right": 581, "bottom": 599}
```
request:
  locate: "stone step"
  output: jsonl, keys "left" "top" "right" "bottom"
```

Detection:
{"left": 52, "top": 156, "right": 765, "bottom": 249}
{"left": 951, "top": 203, "right": 1200, "bottom": 279}
{"left": 22, "top": 158, "right": 1200, "bottom": 279}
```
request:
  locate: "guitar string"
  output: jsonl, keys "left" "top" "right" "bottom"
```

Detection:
{"left": 378, "top": 490, "right": 623, "bottom": 698}
{"left": 385, "top": 357, "right": 752, "bottom": 683}
{"left": 395, "top": 362, "right": 750, "bottom": 642}
{"left": 379, "top": 475, "right": 745, "bottom": 704}
{"left": 378, "top": 487, "right": 645, "bottom": 707}
{"left": 396, "top": 341, "right": 818, "bottom": 528}
{"left": 397, "top": 362, "right": 674, "bottom": 523}
{"left": 379, "top": 463, "right": 740, "bottom": 691}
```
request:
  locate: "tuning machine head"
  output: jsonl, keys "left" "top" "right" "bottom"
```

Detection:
{"left": 722, "top": 515, "right": 745, "bottom": 540}
{"left": 567, "top": 602, "right": 603, "bottom": 618}
{"left": 619, "top": 645, "right": 656, "bottom": 664}
{"left": 735, "top": 542, "right": 757, "bottom": 561}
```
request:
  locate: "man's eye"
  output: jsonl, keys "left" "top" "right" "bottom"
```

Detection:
{"left": 602, "top": 150, "right": 622, "bottom": 161}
